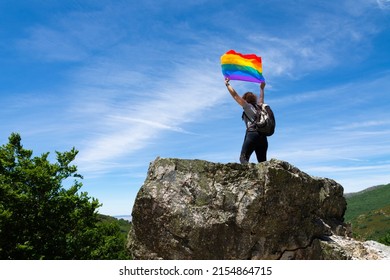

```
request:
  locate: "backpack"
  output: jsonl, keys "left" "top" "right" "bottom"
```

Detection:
{"left": 243, "top": 103, "right": 276, "bottom": 136}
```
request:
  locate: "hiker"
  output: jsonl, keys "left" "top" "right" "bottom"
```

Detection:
{"left": 224, "top": 77, "right": 268, "bottom": 163}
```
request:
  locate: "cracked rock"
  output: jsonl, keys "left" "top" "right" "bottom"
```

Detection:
{"left": 127, "top": 158, "right": 373, "bottom": 259}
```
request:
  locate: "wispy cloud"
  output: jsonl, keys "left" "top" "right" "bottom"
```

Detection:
{"left": 334, "top": 121, "right": 390, "bottom": 130}
{"left": 18, "top": 25, "right": 87, "bottom": 62}
{"left": 109, "top": 116, "right": 194, "bottom": 134}
{"left": 307, "top": 163, "right": 390, "bottom": 173}
{"left": 17, "top": 6, "right": 126, "bottom": 62}
{"left": 240, "top": 1, "right": 384, "bottom": 81}
{"left": 377, "top": 0, "right": 390, "bottom": 10}
{"left": 72, "top": 58, "right": 224, "bottom": 174}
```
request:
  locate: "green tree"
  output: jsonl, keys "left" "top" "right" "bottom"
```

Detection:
{"left": 91, "top": 221, "right": 129, "bottom": 259}
{"left": 0, "top": 133, "right": 128, "bottom": 259}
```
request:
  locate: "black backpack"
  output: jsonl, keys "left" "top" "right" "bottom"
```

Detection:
{"left": 244, "top": 103, "right": 276, "bottom": 136}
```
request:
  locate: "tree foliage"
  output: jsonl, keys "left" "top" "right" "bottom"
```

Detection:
{"left": 0, "top": 133, "right": 129, "bottom": 259}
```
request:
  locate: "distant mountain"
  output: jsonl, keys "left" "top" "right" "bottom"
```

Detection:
{"left": 114, "top": 215, "right": 132, "bottom": 222}
{"left": 98, "top": 214, "right": 132, "bottom": 238}
{"left": 344, "top": 184, "right": 390, "bottom": 198}
{"left": 344, "top": 183, "right": 390, "bottom": 243}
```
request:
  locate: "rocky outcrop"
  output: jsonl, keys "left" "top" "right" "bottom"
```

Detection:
{"left": 320, "top": 235, "right": 390, "bottom": 260}
{"left": 127, "top": 157, "right": 388, "bottom": 259}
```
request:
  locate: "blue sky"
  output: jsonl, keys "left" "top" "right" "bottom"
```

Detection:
{"left": 1, "top": 0, "right": 390, "bottom": 216}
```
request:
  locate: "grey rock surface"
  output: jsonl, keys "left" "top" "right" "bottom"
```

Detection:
{"left": 127, "top": 157, "right": 388, "bottom": 260}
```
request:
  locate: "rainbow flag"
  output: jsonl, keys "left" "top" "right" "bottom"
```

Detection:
{"left": 221, "top": 50, "right": 265, "bottom": 83}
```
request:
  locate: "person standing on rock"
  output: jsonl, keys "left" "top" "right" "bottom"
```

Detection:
{"left": 224, "top": 78, "right": 268, "bottom": 163}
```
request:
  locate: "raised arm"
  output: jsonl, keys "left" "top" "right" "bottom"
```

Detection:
{"left": 258, "top": 82, "right": 265, "bottom": 105}
{"left": 225, "top": 78, "right": 246, "bottom": 107}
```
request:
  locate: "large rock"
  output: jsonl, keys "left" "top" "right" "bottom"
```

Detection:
{"left": 127, "top": 158, "right": 352, "bottom": 259}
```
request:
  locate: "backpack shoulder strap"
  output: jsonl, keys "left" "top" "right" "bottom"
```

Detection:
{"left": 242, "top": 103, "right": 257, "bottom": 122}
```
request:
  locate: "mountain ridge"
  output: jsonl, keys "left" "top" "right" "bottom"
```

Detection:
{"left": 343, "top": 183, "right": 390, "bottom": 243}
{"left": 344, "top": 183, "right": 390, "bottom": 198}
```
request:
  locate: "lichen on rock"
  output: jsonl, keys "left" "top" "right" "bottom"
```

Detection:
{"left": 127, "top": 157, "right": 388, "bottom": 260}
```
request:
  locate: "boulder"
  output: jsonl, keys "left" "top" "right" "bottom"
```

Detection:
{"left": 128, "top": 158, "right": 352, "bottom": 259}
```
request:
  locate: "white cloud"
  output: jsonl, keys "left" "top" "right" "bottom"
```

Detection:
{"left": 377, "top": 0, "right": 390, "bottom": 10}
{"left": 109, "top": 116, "right": 193, "bottom": 134}
{"left": 73, "top": 59, "right": 225, "bottom": 174}
{"left": 18, "top": 25, "right": 87, "bottom": 62}
{"left": 333, "top": 121, "right": 390, "bottom": 130}
{"left": 241, "top": 1, "right": 385, "bottom": 81}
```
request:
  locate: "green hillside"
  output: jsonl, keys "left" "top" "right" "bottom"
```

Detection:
{"left": 344, "top": 183, "right": 390, "bottom": 243}
{"left": 98, "top": 214, "right": 132, "bottom": 239}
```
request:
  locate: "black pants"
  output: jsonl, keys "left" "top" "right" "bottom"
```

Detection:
{"left": 240, "top": 131, "right": 268, "bottom": 164}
